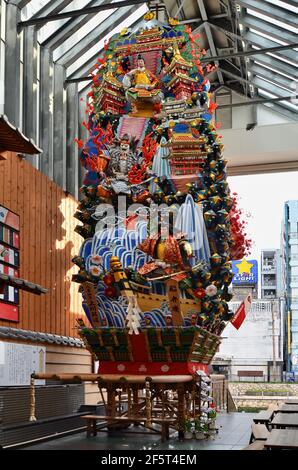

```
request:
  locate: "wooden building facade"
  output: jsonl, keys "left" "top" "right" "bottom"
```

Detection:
{"left": 0, "top": 149, "right": 97, "bottom": 402}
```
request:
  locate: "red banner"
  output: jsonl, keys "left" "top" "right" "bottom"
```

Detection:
{"left": 231, "top": 302, "right": 246, "bottom": 330}
{"left": 231, "top": 294, "right": 252, "bottom": 330}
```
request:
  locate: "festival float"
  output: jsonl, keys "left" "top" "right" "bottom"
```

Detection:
{"left": 70, "top": 11, "right": 251, "bottom": 439}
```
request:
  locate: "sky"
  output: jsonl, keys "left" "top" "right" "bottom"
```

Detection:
{"left": 228, "top": 171, "right": 298, "bottom": 264}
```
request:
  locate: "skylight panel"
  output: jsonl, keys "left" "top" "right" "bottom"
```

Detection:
{"left": 53, "top": 6, "right": 117, "bottom": 61}
{"left": 66, "top": 4, "right": 148, "bottom": 77}
{"left": 255, "top": 74, "right": 295, "bottom": 94}
{"left": 249, "top": 28, "right": 288, "bottom": 46}
{"left": 268, "top": 52, "right": 298, "bottom": 68}
{"left": 254, "top": 60, "right": 297, "bottom": 81}
{"left": 38, "top": 0, "right": 92, "bottom": 44}
{"left": 250, "top": 44, "right": 298, "bottom": 68}
{"left": 21, "top": 0, "right": 50, "bottom": 21}
{"left": 247, "top": 8, "right": 298, "bottom": 35}
{"left": 265, "top": 0, "right": 298, "bottom": 15}
{"left": 258, "top": 89, "right": 298, "bottom": 112}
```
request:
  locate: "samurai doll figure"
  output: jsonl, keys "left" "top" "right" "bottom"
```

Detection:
{"left": 106, "top": 134, "right": 139, "bottom": 195}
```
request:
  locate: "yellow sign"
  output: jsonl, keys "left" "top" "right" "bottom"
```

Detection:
{"left": 235, "top": 259, "right": 254, "bottom": 275}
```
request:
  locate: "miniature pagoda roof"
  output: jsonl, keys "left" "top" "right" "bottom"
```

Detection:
{"left": 166, "top": 50, "right": 193, "bottom": 73}
{"left": 0, "top": 114, "right": 42, "bottom": 155}
{"left": 167, "top": 73, "right": 197, "bottom": 89}
{"left": 165, "top": 133, "right": 206, "bottom": 146}
{"left": 103, "top": 71, "right": 124, "bottom": 89}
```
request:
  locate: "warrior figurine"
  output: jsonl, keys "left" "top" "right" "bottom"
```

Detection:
{"left": 106, "top": 134, "right": 139, "bottom": 195}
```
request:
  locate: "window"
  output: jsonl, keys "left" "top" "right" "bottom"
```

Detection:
{"left": 0, "top": 205, "right": 20, "bottom": 321}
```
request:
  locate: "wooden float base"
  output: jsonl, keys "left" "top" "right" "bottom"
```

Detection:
{"left": 98, "top": 361, "right": 209, "bottom": 375}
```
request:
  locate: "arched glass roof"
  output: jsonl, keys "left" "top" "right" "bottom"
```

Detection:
{"left": 1, "top": 0, "right": 297, "bottom": 197}
{"left": 16, "top": 0, "right": 298, "bottom": 119}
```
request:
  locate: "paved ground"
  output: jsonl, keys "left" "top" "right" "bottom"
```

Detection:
{"left": 22, "top": 412, "right": 255, "bottom": 451}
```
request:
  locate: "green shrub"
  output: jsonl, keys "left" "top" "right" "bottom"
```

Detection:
{"left": 245, "top": 388, "right": 290, "bottom": 396}
{"left": 237, "top": 406, "right": 268, "bottom": 413}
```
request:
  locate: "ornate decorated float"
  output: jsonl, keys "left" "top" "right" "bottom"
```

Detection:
{"left": 72, "top": 12, "right": 244, "bottom": 374}
{"left": 69, "top": 11, "right": 250, "bottom": 438}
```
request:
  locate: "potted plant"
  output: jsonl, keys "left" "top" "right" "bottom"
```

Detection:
{"left": 183, "top": 419, "right": 194, "bottom": 439}
{"left": 194, "top": 420, "right": 206, "bottom": 440}
{"left": 207, "top": 408, "right": 217, "bottom": 430}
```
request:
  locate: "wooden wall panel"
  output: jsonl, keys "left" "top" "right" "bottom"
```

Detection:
{"left": 0, "top": 152, "right": 86, "bottom": 337}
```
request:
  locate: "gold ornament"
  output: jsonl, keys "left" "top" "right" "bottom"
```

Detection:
{"left": 169, "top": 17, "right": 180, "bottom": 26}
{"left": 144, "top": 11, "right": 155, "bottom": 21}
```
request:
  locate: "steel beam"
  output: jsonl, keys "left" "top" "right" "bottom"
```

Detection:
{"left": 219, "top": 66, "right": 250, "bottom": 86}
{"left": 69, "top": 42, "right": 298, "bottom": 83}
{"left": 217, "top": 94, "right": 298, "bottom": 109}
{"left": 208, "top": 17, "right": 243, "bottom": 41}
{"left": 53, "top": 63, "right": 67, "bottom": 190}
{"left": 200, "top": 42, "right": 298, "bottom": 63}
{"left": 30, "top": 0, "right": 74, "bottom": 30}
{"left": 41, "top": 0, "right": 109, "bottom": 49}
{"left": 55, "top": 5, "right": 138, "bottom": 67}
{"left": 23, "top": 25, "right": 38, "bottom": 165}
{"left": 78, "top": 89, "right": 89, "bottom": 188}
{"left": 17, "top": 0, "right": 147, "bottom": 29}
{"left": 7, "top": 0, "right": 31, "bottom": 8}
{"left": 237, "top": 0, "right": 298, "bottom": 29}
{"left": 4, "top": 3, "right": 21, "bottom": 127}
{"left": 66, "top": 82, "right": 79, "bottom": 198}
{"left": 39, "top": 47, "right": 54, "bottom": 180}
{"left": 197, "top": 0, "right": 224, "bottom": 84}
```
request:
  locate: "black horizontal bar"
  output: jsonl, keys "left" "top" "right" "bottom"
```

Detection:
{"left": 218, "top": 94, "right": 298, "bottom": 109}
{"left": 18, "top": 0, "right": 149, "bottom": 29}
{"left": 65, "top": 42, "right": 298, "bottom": 84}
{"left": 200, "top": 42, "right": 298, "bottom": 63}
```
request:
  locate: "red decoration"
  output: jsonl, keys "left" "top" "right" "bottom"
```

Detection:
{"left": 74, "top": 138, "right": 84, "bottom": 149}
{"left": 103, "top": 273, "right": 115, "bottom": 286}
{"left": 128, "top": 133, "right": 157, "bottom": 184}
{"left": 229, "top": 194, "right": 252, "bottom": 260}
{"left": 194, "top": 287, "right": 206, "bottom": 299}
{"left": 98, "top": 361, "right": 209, "bottom": 376}
{"left": 104, "top": 286, "right": 117, "bottom": 298}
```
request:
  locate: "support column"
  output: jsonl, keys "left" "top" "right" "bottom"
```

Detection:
{"left": 23, "top": 25, "right": 38, "bottom": 168}
{"left": 78, "top": 89, "right": 89, "bottom": 189}
{"left": 0, "top": 0, "right": 6, "bottom": 114}
{"left": 4, "top": 3, "right": 21, "bottom": 127}
{"left": 66, "top": 82, "right": 79, "bottom": 198}
{"left": 177, "top": 384, "right": 186, "bottom": 440}
{"left": 53, "top": 62, "right": 67, "bottom": 190}
{"left": 40, "top": 47, "right": 54, "bottom": 180}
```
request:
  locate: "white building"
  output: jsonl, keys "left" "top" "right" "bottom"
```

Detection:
{"left": 213, "top": 299, "right": 283, "bottom": 381}
{"left": 282, "top": 201, "right": 298, "bottom": 373}
{"left": 261, "top": 249, "right": 283, "bottom": 300}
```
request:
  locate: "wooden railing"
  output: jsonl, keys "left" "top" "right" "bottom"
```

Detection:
{"left": 210, "top": 374, "right": 237, "bottom": 412}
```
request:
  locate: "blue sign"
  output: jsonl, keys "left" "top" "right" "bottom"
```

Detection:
{"left": 232, "top": 259, "right": 258, "bottom": 285}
